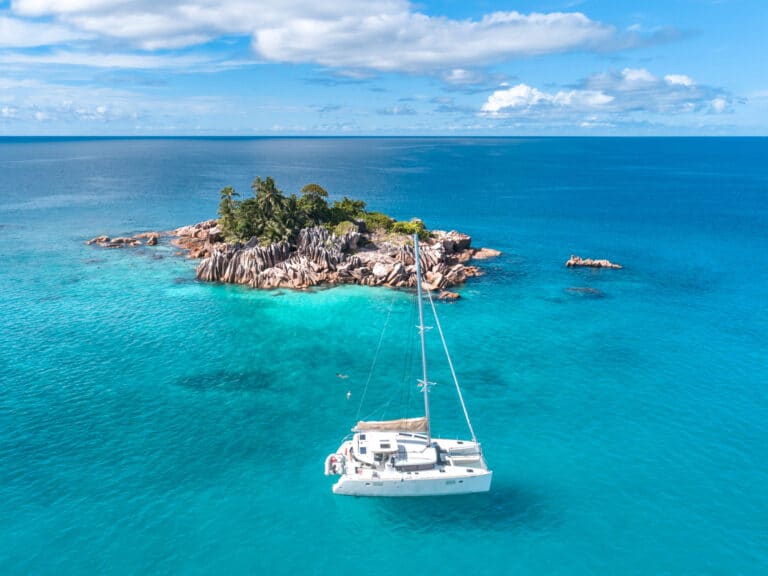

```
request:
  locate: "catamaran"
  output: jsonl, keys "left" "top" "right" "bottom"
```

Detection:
{"left": 324, "top": 234, "right": 492, "bottom": 496}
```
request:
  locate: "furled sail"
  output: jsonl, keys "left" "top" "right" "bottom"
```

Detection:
{"left": 353, "top": 417, "right": 428, "bottom": 433}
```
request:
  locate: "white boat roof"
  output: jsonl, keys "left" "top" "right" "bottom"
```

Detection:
{"left": 357, "top": 431, "right": 399, "bottom": 452}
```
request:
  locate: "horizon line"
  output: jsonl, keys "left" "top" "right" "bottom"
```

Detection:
{"left": 1, "top": 134, "right": 766, "bottom": 140}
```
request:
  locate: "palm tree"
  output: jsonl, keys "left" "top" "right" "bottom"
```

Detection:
{"left": 217, "top": 186, "right": 240, "bottom": 240}
{"left": 278, "top": 194, "right": 308, "bottom": 244}
{"left": 251, "top": 176, "right": 285, "bottom": 221}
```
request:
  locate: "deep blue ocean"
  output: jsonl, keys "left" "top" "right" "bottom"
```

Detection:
{"left": 1, "top": 137, "right": 766, "bottom": 574}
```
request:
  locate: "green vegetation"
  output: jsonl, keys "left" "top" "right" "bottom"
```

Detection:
{"left": 333, "top": 221, "right": 359, "bottom": 237}
{"left": 391, "top": 218, "right": 429, "bottom": 241}
{"left": 362, "top": 211, "right": 395, "bottom": 232}
{"left": 216, "top": 177, "right": 429, "bottom": 245}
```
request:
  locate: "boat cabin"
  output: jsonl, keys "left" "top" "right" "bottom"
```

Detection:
{"left": 352, "top": 431, "right": 438, "bottom": 472}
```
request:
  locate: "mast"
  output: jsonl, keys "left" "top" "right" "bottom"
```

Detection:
{"left": 413, "top": 234, "right": 432, "bottom": 443}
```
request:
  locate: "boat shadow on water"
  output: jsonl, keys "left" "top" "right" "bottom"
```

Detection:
{"left": 347, "top": 481, "right": 558, "bottom": 533}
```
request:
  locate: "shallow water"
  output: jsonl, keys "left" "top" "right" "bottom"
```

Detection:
{"left": 1, "top": 137, "right": 766, "bottom": 574}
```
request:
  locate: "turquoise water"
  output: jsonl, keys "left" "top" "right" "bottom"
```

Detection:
{"left": 1, "top": 137, "right": 766, "bottom": 574}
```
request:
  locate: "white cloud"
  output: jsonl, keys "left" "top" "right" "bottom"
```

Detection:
{"left": 481, "top": 68, "right": 732, "bottom": 120}
{"left": 482, "top": 84, "right": 549, "bottom": 112}
{"left": 13, "top": 0, "right": 120, "bottom": 14}
{"left": 711, "top": 97, "right": 727, "bottom": 113}
{"left": 0, "top": 50, "right": 215, "bottom": 69}
{"left": 665, "top": 74, "right": 694, "bottom": 87}
{"left": 5, "top": 2, "right": 629, "bottom": 73}
{"left": 254, "top": 10, "right": 615, "bottom": 72}
{"left": 443, "top": 69, "right": 485, "bottom": 85}
{"left": 0, "top": 15, "right": 87, "bottom": 47}
{"left": 552, "top": 90, "right": 615, "bottom": 107}
{"left": 481, "top": 83, "right": 613, "bottom": 115}
{"left": 619, "top": 67, "right": 657, "bottom": 87}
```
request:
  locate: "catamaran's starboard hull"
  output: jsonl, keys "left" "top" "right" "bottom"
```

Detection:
{"left": 332, "top": 470, "right": 492, "bottom": 497}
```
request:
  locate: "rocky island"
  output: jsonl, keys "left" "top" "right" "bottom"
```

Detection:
{"left": 87, "top": 177, "right": 500, "bottom": 295}
{"left": 565, "top": 255, "right": 622, "bottom": 269}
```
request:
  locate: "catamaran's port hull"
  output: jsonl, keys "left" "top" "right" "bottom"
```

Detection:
{"left": 332, "top": 470, "right": 492, "bottom": 497}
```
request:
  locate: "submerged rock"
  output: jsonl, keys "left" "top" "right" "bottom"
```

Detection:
{"left": 437, "top": 290, "right": 461, "bottom": 301}
{"left": 565, "top": 286, "right": 604, "bottom": 298}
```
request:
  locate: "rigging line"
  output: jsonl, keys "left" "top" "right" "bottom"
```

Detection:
{"left": 399, "top": 290, "right": 418, "bottom": 419}
{"left": 354, "top": 290, "right": 398, "bottom": 422}
{"left": 426, "top": 288, "right": 478, "bottom": 443}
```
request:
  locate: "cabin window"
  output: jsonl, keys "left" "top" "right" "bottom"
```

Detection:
{"left": 380, "top": 442, "right": 391, "bottom": 449}
{"left": 359, "top": 434, "right": 366, "bottom": 440}
{"left": 359, "top": 447, "right": 367, "bottom": 455}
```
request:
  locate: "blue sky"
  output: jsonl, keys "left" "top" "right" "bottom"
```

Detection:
{"left": 0, "top": 0, "right": 766, "bottom": 135}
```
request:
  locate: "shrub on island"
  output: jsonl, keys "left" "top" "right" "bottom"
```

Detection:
{"left": 391, "top": 218, "right": 430, "bottom": 241}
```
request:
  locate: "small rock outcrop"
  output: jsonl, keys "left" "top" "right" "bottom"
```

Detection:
{"left": 566, "top": 255, "right": 622, "bottom": 269}
{"left": 85, "top": 235, "right": 146, "bottom": 248}
{"left": 472, "top": 247, "right": 502, "bottom": 260}
{"left": 171, "top": 219, "right": 224, "bottom": 259}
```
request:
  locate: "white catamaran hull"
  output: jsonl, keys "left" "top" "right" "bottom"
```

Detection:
{"left": 326, "top": 436, "right": 492, "bottom": 497}
{"left": 332, "top": 469, "right": 492, "bottom": 497}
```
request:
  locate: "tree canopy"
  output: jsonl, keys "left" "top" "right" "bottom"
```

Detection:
{"left": 216, "top": 177, "right": 428, "bottom": 245}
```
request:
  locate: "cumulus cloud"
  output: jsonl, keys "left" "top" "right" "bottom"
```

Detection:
{"left": 4, "top": 1, "right": 650, "bottom": 73}
{"left": 665, "top": 74, "right": 694, "bottom": 87}
{"left": 620, "top": 67, "right": 656, "bottom": 85}
{"left": 481, "top": 67, "right": 732, "bottom": 120}
{"left": 253, "top": 10, "right": 615, "bottom": 72}
{"left": 481, "top": 84, "right": 613, "bottom": 116}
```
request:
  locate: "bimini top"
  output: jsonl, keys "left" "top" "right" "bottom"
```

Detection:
{"left": 353, "top": 417, "right": 428, "bottom": 433}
